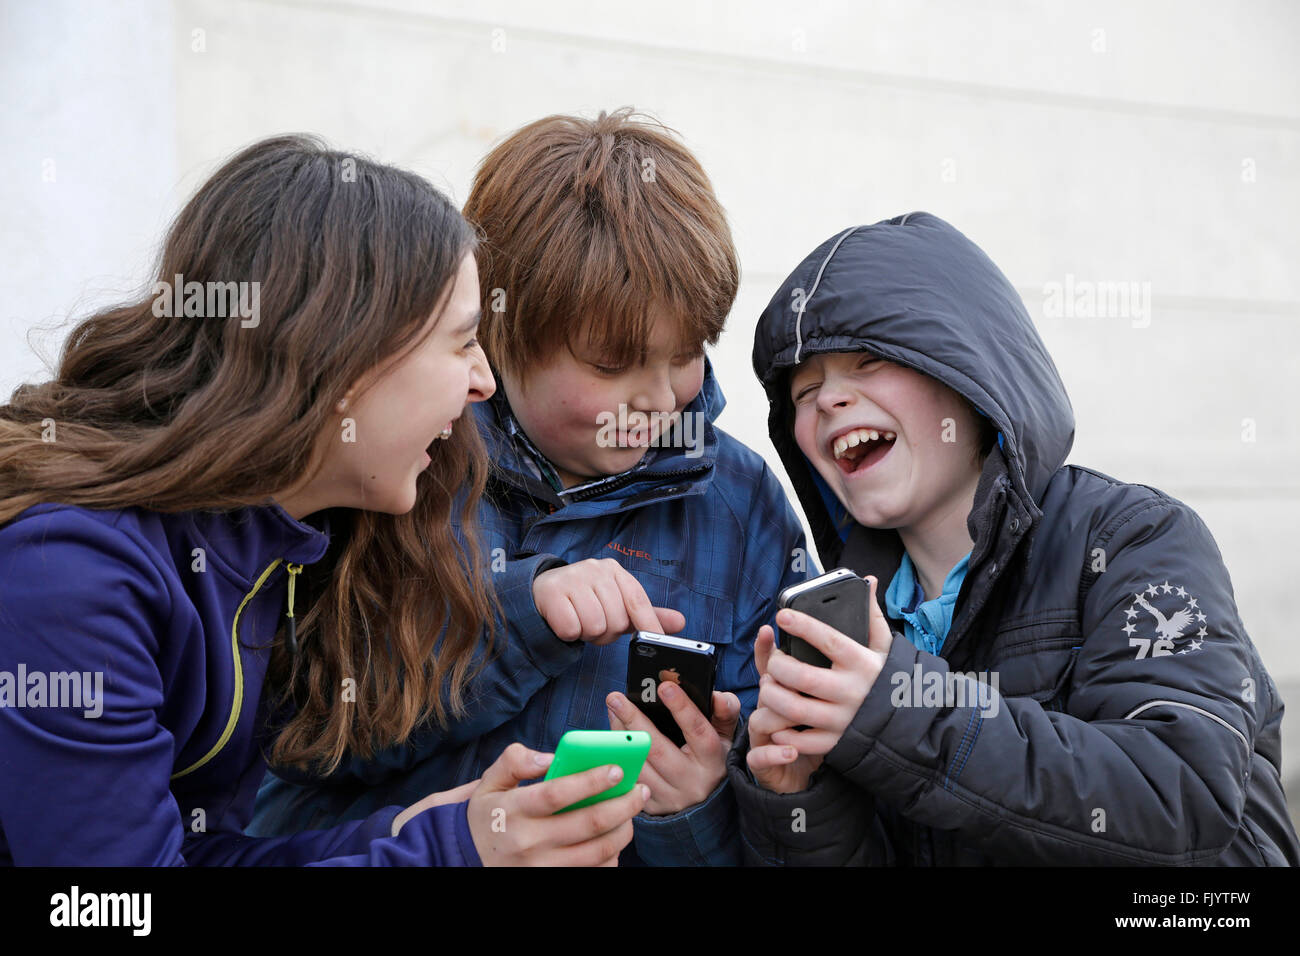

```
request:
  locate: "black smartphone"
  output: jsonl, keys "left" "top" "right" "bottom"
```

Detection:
{"left": 777, "top": 568, "right": 871, "bottom": 668}
{"left": 625, "top": 631, "right": 716, "bottom": 747}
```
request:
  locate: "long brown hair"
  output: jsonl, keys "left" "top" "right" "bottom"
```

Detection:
{"left": 464, "top": 108, "right": 739, "bottom": 381}
{"left": 0, "top": 134, "right": 495, "bottom": 772}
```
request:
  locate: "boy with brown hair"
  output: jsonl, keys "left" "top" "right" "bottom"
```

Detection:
{"left": 253, "top": 109, "right": 814, "bottom": 865}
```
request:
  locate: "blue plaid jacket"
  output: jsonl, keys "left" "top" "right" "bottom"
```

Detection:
{"left": 250, "top": 359, "right": 815, "bottom": 864}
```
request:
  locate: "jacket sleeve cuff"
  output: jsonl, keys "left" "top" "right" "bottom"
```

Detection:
{"left": 725, "top": 723, "right": 875, "bottom": 866}
{"left": 631, "top": 776, "right": 739, "bottom": 866}
{"left": 305, "top": 800, "right": 482, "bottom": 867}
{"left": 450, "top": 800, "right": 483, "bottom": 867}
{"left": 496, "top": 553, "right": 581, "bottom": 677}
{"left": 361, "top": 805, "right": 402, "bottom": 841}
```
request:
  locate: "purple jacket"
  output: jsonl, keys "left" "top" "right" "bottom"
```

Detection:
{"left": 0, "top": 501, "right": 480, "bottom": 866}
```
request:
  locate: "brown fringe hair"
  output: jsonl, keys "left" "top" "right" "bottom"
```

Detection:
{"left": 463, "top": 108, "right": 740, "bottom": 380}
{"left": 0, "top": 134, "right": 495, "bottom": 773}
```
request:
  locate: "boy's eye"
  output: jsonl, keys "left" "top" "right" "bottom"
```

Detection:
{"left": 793, "top": 382, "right": 820, "bottom": 403}
{"left": 591, "top": 362, "right": 627, "bottom": 376}
{"left": 463, "top": 337, "right": 480, "bottom": 351}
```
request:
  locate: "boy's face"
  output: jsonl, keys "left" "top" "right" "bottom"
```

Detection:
{"left": 789, "top": 351, "right": 983, "bottom": 531}
{"left": 499, "top": 310, "right": 705, "bottom": 488}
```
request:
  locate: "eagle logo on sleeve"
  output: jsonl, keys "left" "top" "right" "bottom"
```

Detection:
{"left": 1121, "top": 581, "right": 1210, "bottom": 658}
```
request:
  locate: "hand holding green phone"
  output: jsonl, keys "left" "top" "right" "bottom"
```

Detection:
{"left": 461, "top": 741, "right": 650, "bottom": 865}
{"left": 542, "top": 730, "right": 652, "bottom": 812}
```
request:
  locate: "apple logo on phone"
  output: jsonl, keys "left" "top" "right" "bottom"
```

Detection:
{"left": 658, "top": 668, "right": 681, "bottom": 685}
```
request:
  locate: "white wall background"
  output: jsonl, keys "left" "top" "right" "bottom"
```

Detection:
{"left": 4, "top": 0, "right": 1299, "bottom": 820}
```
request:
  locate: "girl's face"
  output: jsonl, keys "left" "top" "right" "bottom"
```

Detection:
{"left": 789, "top": 351, "right": 983, "bottom": 532}
{"left": 499, "top": 310, "right": 705, "bottom": 488}
{"left": 304, "top": 252, "right": 495, "bottom": 516}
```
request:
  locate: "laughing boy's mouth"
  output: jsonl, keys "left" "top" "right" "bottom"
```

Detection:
{"left": 828, "top": 426, "right": 897, "bottom": 476}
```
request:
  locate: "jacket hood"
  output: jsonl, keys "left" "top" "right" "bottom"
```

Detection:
{"left": 752, "top": 211, "right": 1075, "bottom": 567}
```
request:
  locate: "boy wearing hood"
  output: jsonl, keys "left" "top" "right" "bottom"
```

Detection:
{"left": 251, "top": 110, "right": 814, "bottom": 865}
{"left": 729, "top": 212, "right": 1299, "bottom": 865}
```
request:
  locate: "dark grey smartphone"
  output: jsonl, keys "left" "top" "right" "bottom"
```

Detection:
{"left": 625, "top": 631, "right": 715, "bottom": 747}
{"left": 777, "top": 568, "right": 871, "bottom": 668}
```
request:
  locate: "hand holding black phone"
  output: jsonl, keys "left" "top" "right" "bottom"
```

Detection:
{"left": 776, "top": 568, "right": 872, "bottom": 667}
{"left": 624, "top": 631, "right": 716, "bottom": 747}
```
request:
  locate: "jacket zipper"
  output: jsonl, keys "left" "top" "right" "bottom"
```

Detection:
{"left": 564, "top": 464, "right": 711, "bottom": 504}
{"left": 171, "top": 557, "right": 287, "bottom": 780}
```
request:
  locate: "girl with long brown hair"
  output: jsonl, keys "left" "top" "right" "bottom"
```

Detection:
{"left": 0, "top": 134, "right": 646, "bottom": 865}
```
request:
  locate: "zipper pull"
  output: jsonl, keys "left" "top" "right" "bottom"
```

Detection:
{"left": 285, "top": 562, "right": 303, "bottom": 657}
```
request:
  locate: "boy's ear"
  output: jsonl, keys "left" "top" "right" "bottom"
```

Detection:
{"left": 978, "top": 410, "right": 999, "bottom": 453}
{"left": 970, "top": 403, "right": 1000, "bottom": 466}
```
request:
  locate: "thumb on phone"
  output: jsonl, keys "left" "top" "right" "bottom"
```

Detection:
{"left": 477, "top": 742, "right": 553, "bottom": 795}
{"left": 865, "top": 575, "right": 892, "bottom": 654}
{"left": 754, "top": 624, "right": 776, "bottom": 678}
{"left": 709, "top": 691, "right": 741, "bottom": 742}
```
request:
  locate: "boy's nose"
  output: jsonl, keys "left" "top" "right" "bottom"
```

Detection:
{"left": 631, "top": 369, "right": 675, "bottom": 413}
{"left": 816, "top": 376, "right": 855, "bottom": 412}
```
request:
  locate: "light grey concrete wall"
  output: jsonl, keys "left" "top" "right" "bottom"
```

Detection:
{"left": 5, "top": 0, "right": 1299, "bottom": 824}
{"left": 1, "top": 0, "right": 177, "bottom": 392}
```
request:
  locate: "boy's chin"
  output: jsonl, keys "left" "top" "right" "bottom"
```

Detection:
{"left": 840, "top": 495, "right": 903, "bottom": 531}
{"left": 600, "top": 444, "right": 651, "bottom": 466}
{"left": 560, "top": 448, "right": 647, "bottom": 485}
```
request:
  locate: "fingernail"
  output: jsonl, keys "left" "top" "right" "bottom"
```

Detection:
{"left": 776, "top": 609, "right": 792, "bottom": 625}
{"left": 784, "top": 747, "right": 796, "bottom": 759}
{"left": 535, "top": 752, "right": 553, "bottom": 767}
{"left": 607, "top": 693, "right": 625, "bottom": 714}
{"left": 660, "top": 682, "right": 678, "bottom": 699}
{"left": 639, "top": 784, "right": 651, "bottom": 800}
{"left": 608, "top": 765, "right": 623, "bottom": 782}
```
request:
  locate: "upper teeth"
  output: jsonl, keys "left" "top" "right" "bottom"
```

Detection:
{"left": 833, "top": 428, "right": 896, "bottom": 460}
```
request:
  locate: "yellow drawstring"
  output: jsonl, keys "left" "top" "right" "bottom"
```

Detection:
{"left": 285, "top": 562, "right": 303, "bottom": 656}
{"left": 286, "top": 563, "right": 302, "bottom": 616}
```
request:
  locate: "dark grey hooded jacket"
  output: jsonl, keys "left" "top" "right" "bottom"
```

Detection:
{"left": 727, "top": 211, "right": 1299, "bottom": 865}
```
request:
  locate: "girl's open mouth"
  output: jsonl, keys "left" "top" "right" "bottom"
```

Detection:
{"left": 831, "top": 429, "right": 896, "bottom": 476}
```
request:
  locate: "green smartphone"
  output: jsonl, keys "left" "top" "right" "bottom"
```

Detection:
{"left": 542, "top": 730, "right": 651, "bottom": 813}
